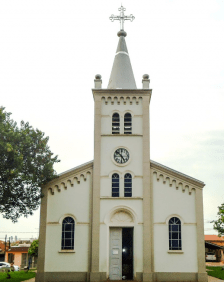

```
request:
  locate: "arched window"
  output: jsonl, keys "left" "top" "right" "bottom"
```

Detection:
{"left": 112, "top": 173, "right": 119, "bottom": 197}
{"left": 124, "top": 113, "right": 132, "bottom": 134}
{"left": 61, "top": 217, "right": 75, "bottom": 250}
{"left": 112, "top": 113, "right": 120, "bottom": 134}
{"left": 169, "top": 217, "right": 181, "bottom": 250}
{"left": 124, "top": 173, "right": 132, "bottom": 197}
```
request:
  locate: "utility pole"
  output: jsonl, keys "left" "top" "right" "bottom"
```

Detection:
{"left": 5, "top": 235, "right": 7, "bottom": 251}
{"left": 5, "top": 235, "right": 7, "bottom": 262}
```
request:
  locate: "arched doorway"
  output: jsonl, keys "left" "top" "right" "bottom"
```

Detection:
{"left": 109, "top": 210, "right": 135, "bottom": 280}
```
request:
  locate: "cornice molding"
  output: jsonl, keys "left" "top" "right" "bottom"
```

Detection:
{"left": 47, "top": 222, "right": 59, "bottom": 225}
{"left": 102, "top": 96, "right": 142, "bottom": 105}
{"left": 154, "top": 222, "right": 196, "bottom": 225}
{"left": 150, "top": 160, "right": 205, "bottom": 189}
{"left": 45, "top": 161, "right": 93, "bottom": 195}
{"left": 101, "top": 134, "right": 143, "bottom": 137}
{"left": 48, "top": 168, "right": 92, "bottom": 195}
{"left": 92, "top": 89, "right": 152, "bottom": 105}
{"left": 58, "top": 161, "right": 93, "bottom": 179}
{"left": 100, "top": 197, "right": 143, "bottom": 200}
{"left": 47, "top": 221, "right": 89, "bottom": 225}
{"left": 92, "top": 89, "right": 152, "bottom": 95}
{"left": 151, "top": 166, "right": 202, "bottom": 195}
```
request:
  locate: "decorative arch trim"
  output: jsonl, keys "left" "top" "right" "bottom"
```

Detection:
{"left": 109, "top": 171, "right": 122, "bottom": 178}
{"left": 47, "top": 169, "right": 92, "bottom": 195}
{"left": 101, "top": 96, "right": 142, "bottom": 105}
{"left": 104, "top": 205, "right": 138, "bottom": 225}
{"left": 123, "top": 170, "right": 135, "bottom": 178}
{"left": 124, "top": 111, "right": 133, "bottom": 116}
{"left": 109, "top": 110, "right": 135, "bottom": 118}
{"left": 165, "top": 214, "right": 184, "bottom": 225}
{"left": 152, "top": 169, "right": 197, "bottom": 195}
{"left": 110, "top": 110, "right": 123, "bottom": 117}
{"left": 59, "top": 214, "right": 77, "bottom": 225}
{"left": 108, "top": 170, "right": 135, "bottom": 178}
{"left": 150, "top": 160, "right": 204, "bottom": 188}
{"left": 111, "top": 211, "right": 133, "bottom": 223}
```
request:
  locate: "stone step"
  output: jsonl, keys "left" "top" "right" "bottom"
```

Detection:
{"left": 106, "top": 280, "right": 139, "bottom": 282}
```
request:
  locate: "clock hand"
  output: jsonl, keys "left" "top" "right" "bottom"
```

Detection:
{"left": 118, "top": 152, "right": 125, "bottom": 163}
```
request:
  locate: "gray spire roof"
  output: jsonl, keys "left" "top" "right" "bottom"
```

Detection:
{"left": 107, "top": 31, "right": 137, "bottom": 89}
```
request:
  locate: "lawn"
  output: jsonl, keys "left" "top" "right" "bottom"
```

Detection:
{"left": 0, "top": 270, "right": 36, "bottom": 281}
{"left": 207, "top": 266, "right": 224, "bottom": 280}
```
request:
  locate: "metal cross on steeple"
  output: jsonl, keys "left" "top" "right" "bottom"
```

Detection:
{"left": 109, "top": 5, "right": 135, "bottom": 31}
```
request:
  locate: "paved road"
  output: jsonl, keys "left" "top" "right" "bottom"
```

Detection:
{"left": 22, "top": 278, "right": 35, "bottom": 282}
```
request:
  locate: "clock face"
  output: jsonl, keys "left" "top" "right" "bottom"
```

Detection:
{"left": 114, "top": 148, "right": 129, "bottom": 164}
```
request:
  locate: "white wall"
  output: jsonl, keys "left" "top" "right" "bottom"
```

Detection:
{"left": 154, "top": 224, "right": 198, "bottom": 272}
{"left": 45, "top": 174, "right": 91, "bottom": 272}
{"left": 152, "top": 172, "right": 198, "bottom": 272}
{"left": 45, "top": 224, "right": 89, "bottom": 272}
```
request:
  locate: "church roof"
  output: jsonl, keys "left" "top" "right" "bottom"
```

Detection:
{"left": 107, "top": 31, "right": 137, "bottom": 90}
{"left": 55, "top": 159, "right": 204, "bottom": 189}
{"left": 58, "top": 160, "right": 93, "bottom": 177}
{"left": 151, "top": 160, "right": 205, "bottom": 188}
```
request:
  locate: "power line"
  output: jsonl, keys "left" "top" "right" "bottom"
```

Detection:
{"left": 0, "top": 238, "right": 38, "bottom": 239}
{"left": 0, "top": 232, "right": 39, "bottom": 233}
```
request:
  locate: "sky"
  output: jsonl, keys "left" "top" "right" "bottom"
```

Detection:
{"left": 0, "top": 0, "right": 224, "bottom": 240}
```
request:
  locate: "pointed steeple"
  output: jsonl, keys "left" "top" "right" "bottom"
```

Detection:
{"left": 108, "top": 6, "right": 136, "bottom": 89}
{"left": 108, "top": 31, "right": 137, "bottom": 89}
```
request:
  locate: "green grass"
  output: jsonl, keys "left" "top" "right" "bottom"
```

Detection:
{"left": 0, "top": 270, "right": 36, "bottom": 281}
{"left": 206, "top": 266, "right": 224, "bottom": 280}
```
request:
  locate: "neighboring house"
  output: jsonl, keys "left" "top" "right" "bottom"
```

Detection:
{"left": 0, "top": 240, "right": 9, "bottom": 262}
{"left": 5, "top": 243, "right": 37, "bottom": 269}
{"left": 0, "top": 240, "right": 38, "bottom": 267}
{"left": 6, "top": 244, "right": 30, "bottom": 268}
{"left": 205, "top": 235, "right": 224, "bottom": 262}
{"left": 36, "top": 5, "right": 207, "bottom": 282}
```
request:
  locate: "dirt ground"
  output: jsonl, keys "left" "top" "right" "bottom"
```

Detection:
{"left": 208, "top": 276, "right": 224, "bottom": 281}
{"left": 207, "top": 262, "right": 224, "bottom": 267}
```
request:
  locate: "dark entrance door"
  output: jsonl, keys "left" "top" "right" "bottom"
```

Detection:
{"left": 122, "top": 228, "right": 133, "bottom": 280}
{"left": 8, "top": 253, "right": 14, "bottom": 263}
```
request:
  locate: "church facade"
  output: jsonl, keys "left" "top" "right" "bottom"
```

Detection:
{"left": 36, "top": 6, "right": 207, "bottom": 282}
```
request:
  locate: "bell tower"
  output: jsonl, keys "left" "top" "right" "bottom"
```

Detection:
{"left": 90, "top": 6, "right": 153, "bottom": 282}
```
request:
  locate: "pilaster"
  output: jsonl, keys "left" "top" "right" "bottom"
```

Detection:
{"left": 35, "top": 186, "right": 48, "bottom": 282}
{"left": 142, "top": 95, "right": 153, "bottom": 281}
{"left": 90, "top": 95, "right": 101, "bottom": 280}
{"left": 195, "top": 188, "right": 207, "bottom": 282}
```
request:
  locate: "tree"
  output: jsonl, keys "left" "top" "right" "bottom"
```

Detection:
{"left": 28, "top": 240, "right": 39, "bottom": 257}
{"left": 0, "top": 107, "right": 60, "bottom": 222}
{"left": 212, "top": 203, "right": 224, "bottom": 236}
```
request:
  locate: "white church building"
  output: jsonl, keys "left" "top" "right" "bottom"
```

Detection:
{"left": 36, "top": 6, "right": 207, "bottom": 282}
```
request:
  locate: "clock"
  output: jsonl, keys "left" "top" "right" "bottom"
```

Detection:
{"left": 114, "top": 148, "right": 130, "bottom": 164}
